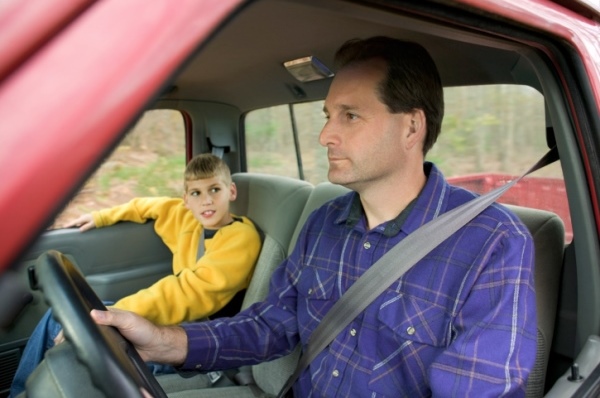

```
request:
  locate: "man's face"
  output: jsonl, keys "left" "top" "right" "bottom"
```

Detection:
{"left": 183, "top": 176, "right": 236, "bottom": 229}
{"left": 319, "top": 60, "right": 415, "bottom": 192}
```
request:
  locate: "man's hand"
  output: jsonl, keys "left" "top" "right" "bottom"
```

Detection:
{"left": 64, "top": 214, "right": 96, "bottom": 232}
{"left": 91, "top": 308, "right": 188, "bottom": 366}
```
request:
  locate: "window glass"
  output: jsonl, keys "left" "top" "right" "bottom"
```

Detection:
{"left": 430, "top": 85, "right": 548, "bottom": 175}
{"left": 245, "top": 105, "right": 298, "bottom": 178}
{"left": 50, "top": 109, "right": 185, "bottom": 229}
{"left": 244, "top": 85, "right": 571, "bottom": 242}
{"left": 430, "top": 85, "right": 571, "bottom": 242}
{"left": 293, "top": 101, "right": 328, "bottom": 184}
{"left": 245, "top": 101, "right": 326, "bottom": 184}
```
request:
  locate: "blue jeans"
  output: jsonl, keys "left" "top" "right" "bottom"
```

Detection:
{"left": 9, "top": 310, "right": 60, "bottom": 398}
{"left": 9, "top": 308, "right": 174, "bottom": 397}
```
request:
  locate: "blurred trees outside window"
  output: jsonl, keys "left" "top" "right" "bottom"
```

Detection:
{"left": 50, "top": 110, "right": 185, "bottom": 229}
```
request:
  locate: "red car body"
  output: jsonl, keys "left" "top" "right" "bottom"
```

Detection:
{"left": 1, "top": 1, "right": 599, "bottom": 397}
{"left": 0, "top": 0, "right": 243, "bottom": 270}
{"left": 1, "top": 0, "right": 598, "bottom": 272}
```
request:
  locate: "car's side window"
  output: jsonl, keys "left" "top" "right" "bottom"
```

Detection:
{"left": 244, "top": 85, "right": 571, "bottom": 242}
{"left": 245, "top": 102, "right": 327, "bottom": 184}
{"left": 431, "top": 85, "right": 571, "bottom": 243}
{"left": 50, "top": 109, "right": 186, "bottom": 229}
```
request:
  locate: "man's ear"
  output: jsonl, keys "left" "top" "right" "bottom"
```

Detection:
{"left": 406, "top": 109, "right": 426, "bottom": 150}
{"left": 229, "top": 182, "right": 238, "bottom": 201}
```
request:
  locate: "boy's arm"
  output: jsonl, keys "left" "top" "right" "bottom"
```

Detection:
{"left": 112, "top": 221, "right": 262, "bottom": 325}
{"left": 92, "top": 197, "right": 180, "bottom": 228}
{"left": 63, "top": 198, "right": 180, "bottom": 232}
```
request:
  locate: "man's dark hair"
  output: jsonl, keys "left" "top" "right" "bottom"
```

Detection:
{"left": 334, "top": 36, "right": 444, "bottom": 155}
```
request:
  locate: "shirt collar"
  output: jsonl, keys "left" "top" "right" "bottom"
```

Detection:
{"left": 333, "top": 162, "right": 450, "bottom": 237}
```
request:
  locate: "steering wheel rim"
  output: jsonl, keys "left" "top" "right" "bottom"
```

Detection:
{"left": 35, "top": 250, "right": 167, "bottom": 398}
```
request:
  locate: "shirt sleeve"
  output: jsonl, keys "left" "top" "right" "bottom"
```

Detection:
{"left": 112, "top": 221, "right": 261, "bottom": 325}
{"left": 428, "top": 231, "right": 537, "bottom": 397}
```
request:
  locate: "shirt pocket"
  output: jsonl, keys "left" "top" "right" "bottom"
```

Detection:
{"left": 368, "top": 291, "right": 452, "bottom": 397}
{"left": 296, "top": 266, "right": 338, "bottom": 341}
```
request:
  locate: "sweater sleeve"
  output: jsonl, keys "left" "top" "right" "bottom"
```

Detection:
{"left": 112, "top": 219, "right": 262, "bottom": 325}
{"left": 92, "top": 197, "right": 181, "bottom": 228}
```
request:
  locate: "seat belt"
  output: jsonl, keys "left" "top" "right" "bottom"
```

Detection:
{"left": 196, "top": 230, "right": 205, "bottom": 260}
{"left": 277, "top": 146, "right": 559, "bottom": 398}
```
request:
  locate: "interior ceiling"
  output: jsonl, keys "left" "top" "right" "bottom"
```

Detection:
{"left": 162, "top": 0, "right": 529, "bottom": 113}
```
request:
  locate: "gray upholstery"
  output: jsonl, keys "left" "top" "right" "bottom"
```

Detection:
{"left": 506, "top": 205, "right": 565, "bottom": 398}
{"left": 230, "top": 172, "right": 313, "bottom": 310}
{"left": 24, "top": 342, "right": 105, "bottom": 398}
{"left": 238, "top": 183, "right": 349, "bottom": 396}
{"left": 167, "top": 180, "right": 565, "bottom": 398}
{"left": 231, "top": 172, "right": 313, "bottom": 252}
{"left": 288, "top": 182, "right": 350, "bottom": 253}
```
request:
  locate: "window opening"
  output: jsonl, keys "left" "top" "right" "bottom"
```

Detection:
{"left": 50, "top": 109, "right": 186, "bottom": 229}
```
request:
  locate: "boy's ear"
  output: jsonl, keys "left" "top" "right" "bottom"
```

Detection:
{"left": 229, "top": 182, "right": 237, "bottom": 201}
{"left": 183, "top": 192, "right": 190, "bottom": 208}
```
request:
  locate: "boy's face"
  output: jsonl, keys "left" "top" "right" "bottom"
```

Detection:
{"left": 183, "top": 176, "right": 237, "bottom": 230}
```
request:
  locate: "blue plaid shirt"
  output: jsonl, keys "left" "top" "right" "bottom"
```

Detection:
{"left": 183, "top": 163, "right": 537, "bottom": 397}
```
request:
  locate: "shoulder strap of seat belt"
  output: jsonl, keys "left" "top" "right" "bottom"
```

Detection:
{"left": 196, "top": 230, "right": 205, "bottom": 261}
{"left": 277, "top": 146, "right": 559, "bottom": 398}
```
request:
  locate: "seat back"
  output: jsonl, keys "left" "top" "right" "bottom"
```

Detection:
{"left": 226, "top": 173, "right": 313, "bottom": 395}
{"left": 209, "top": 173, "right": 312, "bottom": 319}
{"left": 231, "top": 173, "right": 313, "bottom": 252}
{"left": 251, "top": 182, "right": 350, "bottom": 395}
{"left": 506, "top": 205, "right": 565, "bottom": 398}
{"left": 230, "top": 173, "right": 313, "bottom": 310}
{"left": 288, "top": 182, "right": 351, "bottom": 254}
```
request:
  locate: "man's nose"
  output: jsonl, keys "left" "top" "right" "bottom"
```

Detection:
{"left": 319, "top": 120, "right": 338, "bottom": 147}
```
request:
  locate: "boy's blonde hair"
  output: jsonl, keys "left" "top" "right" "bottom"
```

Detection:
{"left": 184, "top": 154, "right": 232, "bottom": 189}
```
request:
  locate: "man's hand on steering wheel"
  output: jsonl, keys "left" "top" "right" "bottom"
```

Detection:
{"left": 91, "top": 308, "right": 188, "bottom": 365}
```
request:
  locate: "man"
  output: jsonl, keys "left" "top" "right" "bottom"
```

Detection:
{"left": 93, "top": 36, "right": 537, "bottom": 397}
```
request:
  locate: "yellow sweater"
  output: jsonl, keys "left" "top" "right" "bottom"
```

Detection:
{"left": 91, "top": 197, "right": 261, "bottom": 325}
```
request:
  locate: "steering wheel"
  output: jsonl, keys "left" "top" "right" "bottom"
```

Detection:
{"left": 34, "top": 250, "right": 167, "bottom": 398}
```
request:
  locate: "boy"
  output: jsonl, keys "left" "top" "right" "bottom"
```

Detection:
{"left": 10, "top": 153, "right": 262, "bottom": 397}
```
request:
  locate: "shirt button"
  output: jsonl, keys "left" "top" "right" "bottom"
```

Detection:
{"left": 363, "top": 241, "right": 371, "bottom": 249}
{"left": 406, "top": 326, "right": 416, "bottom": 335}
{"left": 350, "top": 329, "right": 357, "bottom": 336}
{"left": 308, "top": 288, "right": 313, "bottom": 295}
{"left": 332, "top": 369, "right": 340, "bottom": 377}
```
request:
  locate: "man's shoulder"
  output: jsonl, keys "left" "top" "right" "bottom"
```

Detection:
{"left": 446, "top": 184, "right": 531, "bottom": 237}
